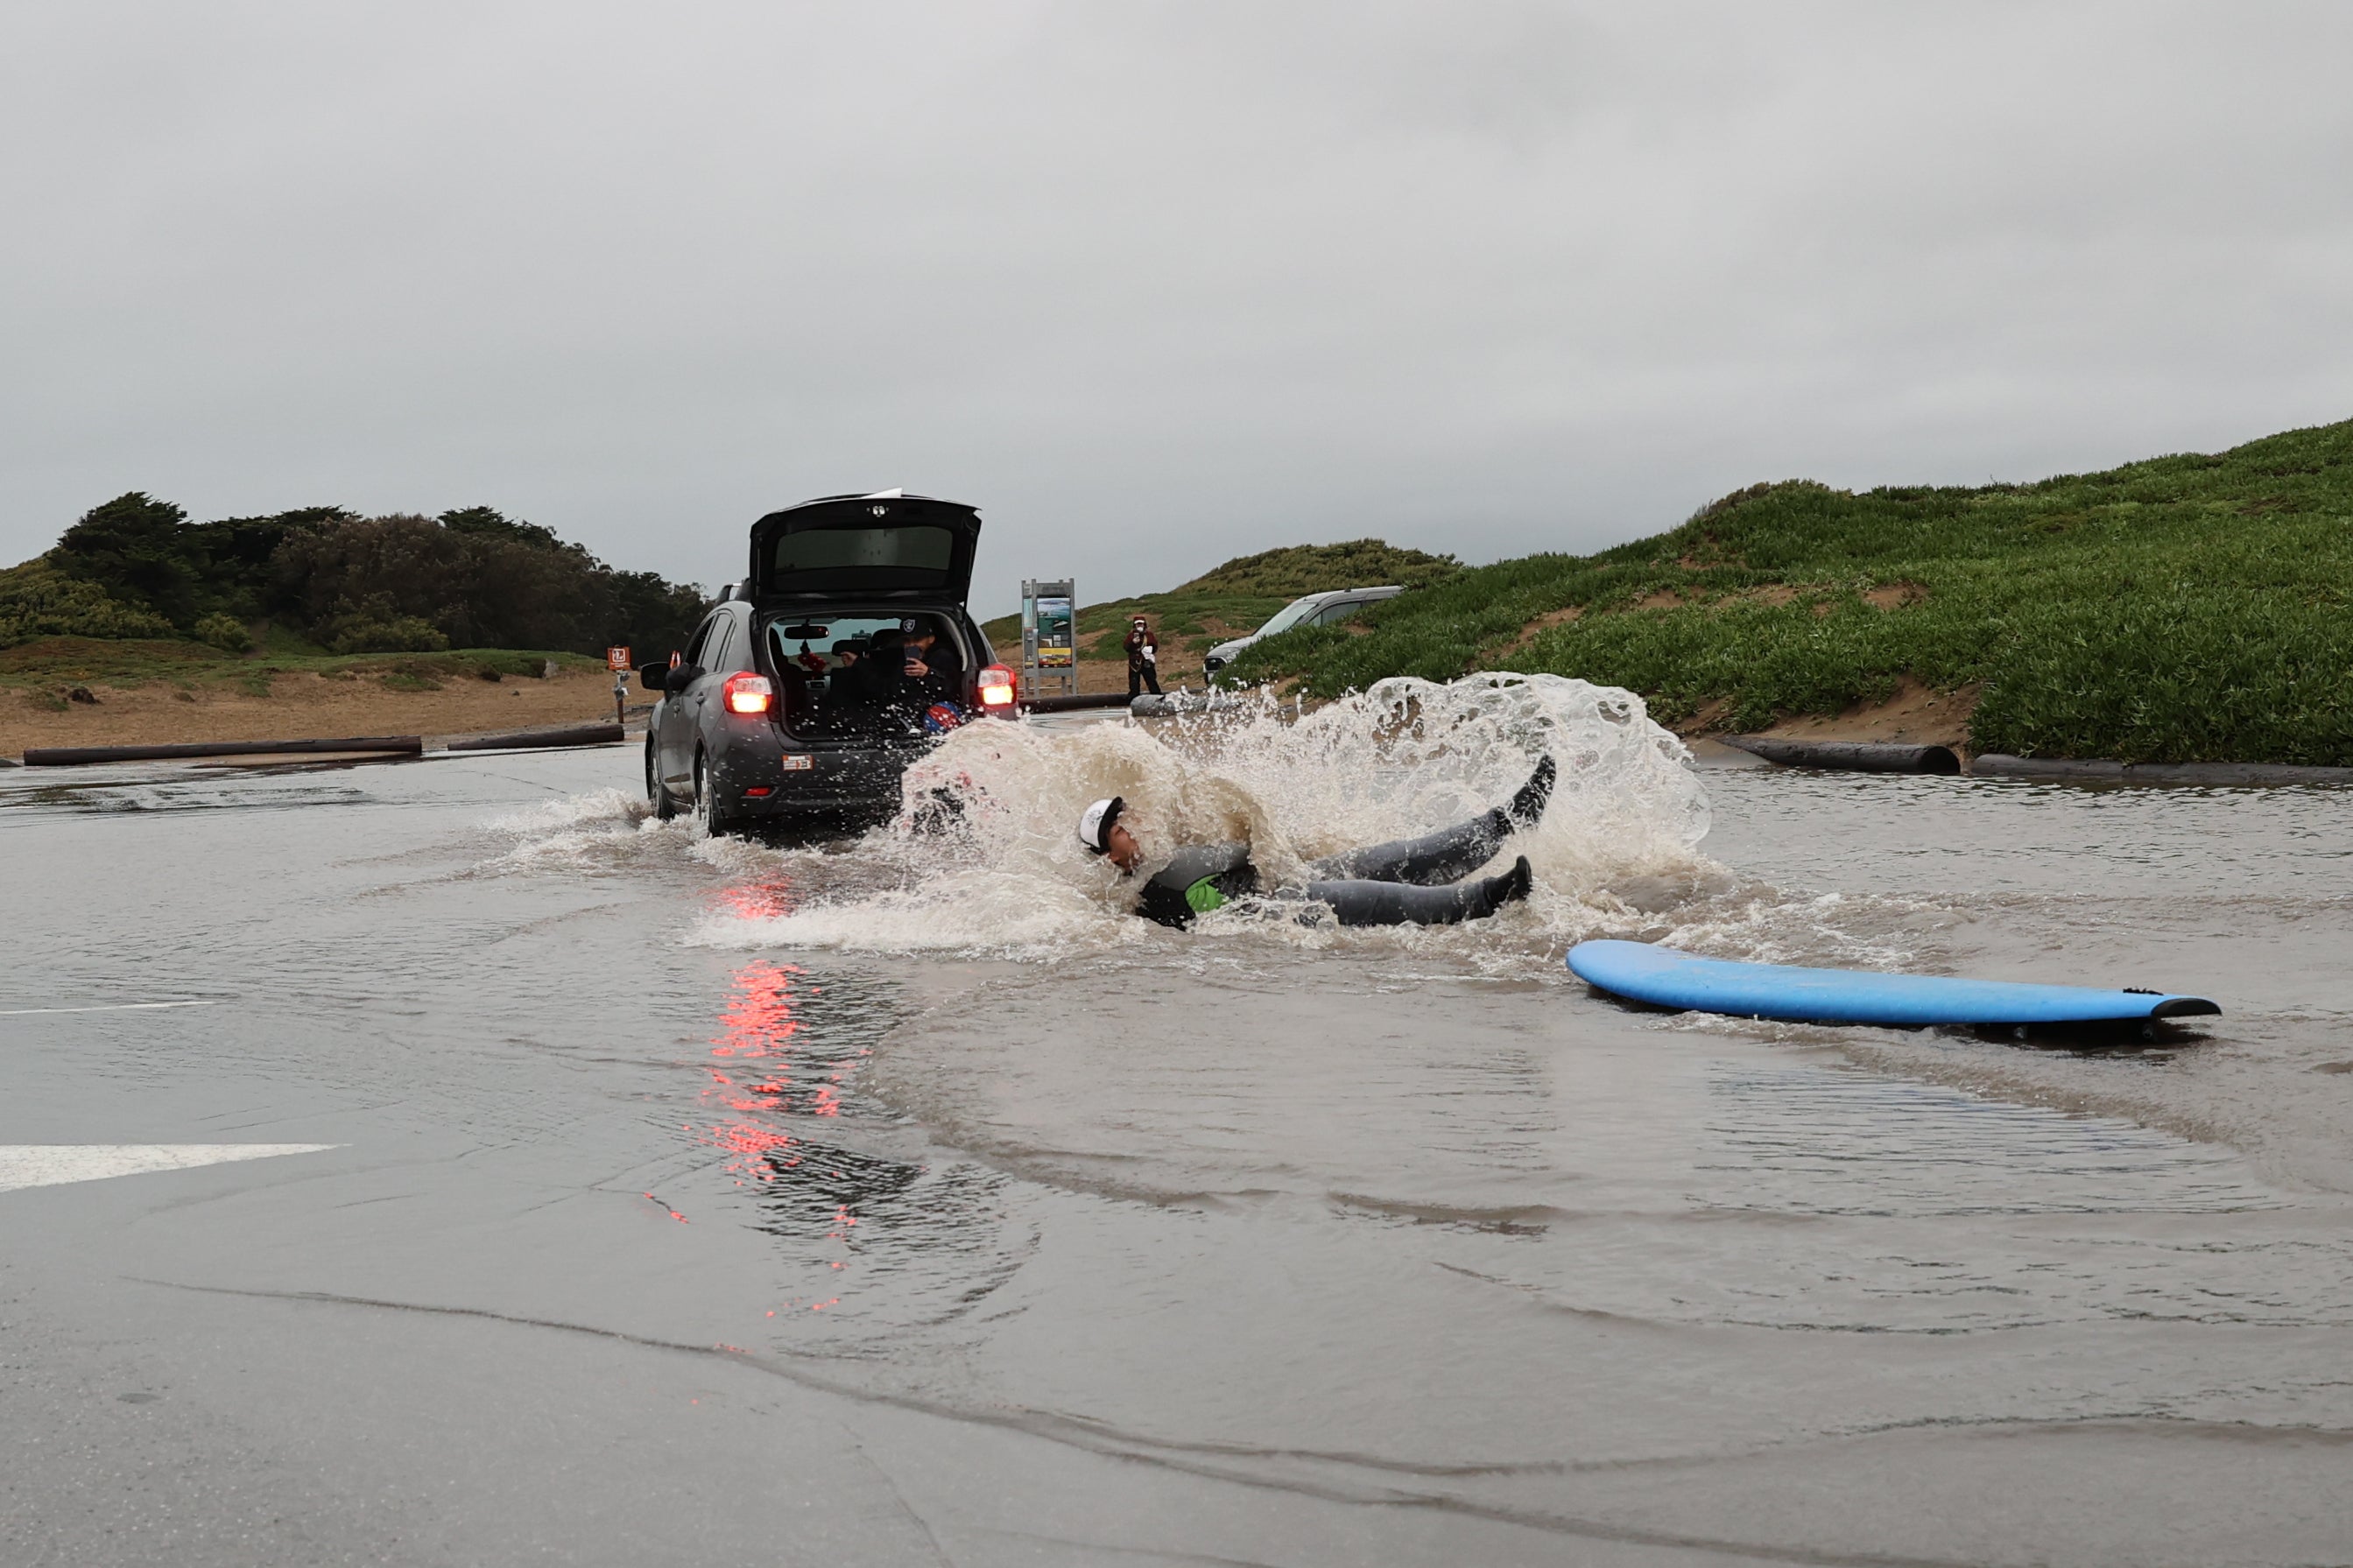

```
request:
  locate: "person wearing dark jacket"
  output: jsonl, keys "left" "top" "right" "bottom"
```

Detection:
{"left": 1124, "top": 617, "right": 1161, "bottom": 698}
{"left": 903, "top": 621, "right": 962, "bottom": 705}
{"left": 1077, "top": 756, "right": 1553, "bottom": 928}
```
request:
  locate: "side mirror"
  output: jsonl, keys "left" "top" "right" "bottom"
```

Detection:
{"left": 664, "top": 663, "right": 705, "bottom": 694}
{"left": 639, "top": 662, "right": 669, "bottom": 693}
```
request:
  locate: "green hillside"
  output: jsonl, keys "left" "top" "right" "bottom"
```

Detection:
{"left": 1226, "top": 419, "right": 2353, "bottom": 765}
{"left": 2, "top": 492, "right": 706, "bottom": 661}
{"left": 981, "top": 539, "right": 1456, "bottom": 680}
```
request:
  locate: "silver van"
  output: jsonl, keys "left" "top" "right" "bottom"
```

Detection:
{"left": 1201, "top": 586, "right": 1405, "bottom": 683}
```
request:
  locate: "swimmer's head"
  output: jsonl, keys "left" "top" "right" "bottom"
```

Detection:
{"left": 1077, "top": 797, "right": 1141, "bottom": 871}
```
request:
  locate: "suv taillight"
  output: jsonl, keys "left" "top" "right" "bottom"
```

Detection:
{"left": 978, "top": 664, "right": 1016, "bottom": 709}
{"left": 722, "top": 672, "right": 774, "bottom": 714}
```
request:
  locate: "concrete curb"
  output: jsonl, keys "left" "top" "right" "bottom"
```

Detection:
{"left": 438, "top": 723, "right": 624, "bottom": 752}
{"left": 1021, "top": 693, "right": 1134, "bottom": 714}
{"left": 22, "top": 735, "right": 424, "bottom": 767}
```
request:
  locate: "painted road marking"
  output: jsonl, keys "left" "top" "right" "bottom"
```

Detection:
{"left": 0, "top": 1001, "right": 221, "bottom": 1016}
{"left": 0, "top": 1145, "right": 340, "bottom": 1194}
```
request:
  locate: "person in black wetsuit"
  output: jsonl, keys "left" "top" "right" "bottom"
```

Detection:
{"left": 1077, "top": 756, "right": 1553, "bottom": 928}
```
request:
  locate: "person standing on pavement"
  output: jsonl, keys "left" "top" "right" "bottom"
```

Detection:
{"left": 1124, "top": 616, "right": 1162, "bottom": 698}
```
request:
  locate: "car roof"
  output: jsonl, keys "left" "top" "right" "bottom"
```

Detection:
{"left": 769, "top": 487, "right": 978, "bottom": 514}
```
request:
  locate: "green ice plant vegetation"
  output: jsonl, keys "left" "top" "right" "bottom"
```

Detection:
{"left": 1225, "top": 418, "right": 2353, "bottom": 765}
{"left": 191, "top": 613, "right": 254, "bottom": 654}
{"left": 1167, "top": 540, "right": 1461, "bottom": 596}
{"left": 0, "top": 561, "right": 178, "bottom": 644}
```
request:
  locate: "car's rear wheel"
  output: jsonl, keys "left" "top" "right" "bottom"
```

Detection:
{"left": 693, "top": 748, "right": 732, "bottom": 838}
{"left": 648, "top": 736, "right": 676, "bottom": 820}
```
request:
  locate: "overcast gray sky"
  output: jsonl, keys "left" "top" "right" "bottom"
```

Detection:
{"left": 4, "top": 2, "right": 2349, "bottom": 620}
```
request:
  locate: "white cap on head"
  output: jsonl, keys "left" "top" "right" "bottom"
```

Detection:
{"left": 1077, "top": 797, "right": 1125, "bottom": 854}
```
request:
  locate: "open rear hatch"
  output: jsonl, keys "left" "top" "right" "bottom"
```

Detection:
{"left": 750, "top": 491, "right": 981, "bottom": 604}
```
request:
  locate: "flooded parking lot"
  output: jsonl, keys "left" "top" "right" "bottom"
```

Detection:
{"left": 5, "top": 679, "right": 2350, "bottom": 1566}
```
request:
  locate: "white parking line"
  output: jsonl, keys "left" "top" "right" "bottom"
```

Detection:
{"left": 0, "top": 1001, "right": 222, "bottom": 1016}
{"left": 0, "top": 1145, "right": 341, "bottom": 1193}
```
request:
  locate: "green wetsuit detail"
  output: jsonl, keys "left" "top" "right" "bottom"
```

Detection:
{"left": 1184, "top": 878, "right": 1229, "bottom": 916}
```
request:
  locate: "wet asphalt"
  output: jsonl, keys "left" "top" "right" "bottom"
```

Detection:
{"left": 8, "top": 737, "right": 2352, "bottom": 1567}
{"left": 0, "top": 746, "right": 1674, "bottom": 1568}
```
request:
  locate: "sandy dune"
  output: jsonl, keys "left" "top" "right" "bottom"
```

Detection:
{"left": 4, "top": 667, "right": 640, "bottom": 758}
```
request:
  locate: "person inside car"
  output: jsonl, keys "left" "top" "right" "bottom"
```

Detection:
{"left": 1076, "top": 756, "right": 1553, "bottom": 929}
{"left": 831, "top": 623, "right": 958, "bottom": 732}
{"left": 901, "top": 618, "right": 963, "bottom": 702}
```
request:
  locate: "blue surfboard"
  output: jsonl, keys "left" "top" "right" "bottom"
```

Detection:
{"left": 1566, "top": 940, "right": 2220, "bottom": 1027}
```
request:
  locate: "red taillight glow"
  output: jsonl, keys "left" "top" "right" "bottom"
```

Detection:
{"left": 978, "top": 664, "right": 1016, "bottom": 707}
{"left": 723, "top": 673, "right": 774, "bottom": 714}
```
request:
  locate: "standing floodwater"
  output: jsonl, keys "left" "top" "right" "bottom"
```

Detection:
{"left": 4, "top": 679, "right": 2349, "bottom": 1566}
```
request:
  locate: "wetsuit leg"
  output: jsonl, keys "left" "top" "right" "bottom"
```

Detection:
{"left": 1307, "top": 812, "right": 1508, "bottom": 885}
{"left": 1307, "top": 818, "right": 1505, "bottom": 888}
{"left": 1296, "top": 857, "right": 1532, "bottom": 926}
{"left": 1304, "top": 756, "right": 1556, "bottom": 885}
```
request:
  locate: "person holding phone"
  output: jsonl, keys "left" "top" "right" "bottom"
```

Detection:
{"left": 899, "top": 619, "right": 962, "bottom": 703}
{"left": 1124, "top": 616, "right": 1161, "bottom": 698}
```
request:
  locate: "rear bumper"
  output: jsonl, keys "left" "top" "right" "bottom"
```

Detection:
{"left": 705, "top": 725, "right": 925, "bottom": 820}
{"left": 699, "top": 700, "right": 1012, "bottom": 824}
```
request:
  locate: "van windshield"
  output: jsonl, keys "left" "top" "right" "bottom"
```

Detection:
{"left": 1254, "top": 595, "right": 1327, "bottom": 638}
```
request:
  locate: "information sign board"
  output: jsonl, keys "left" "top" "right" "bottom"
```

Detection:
{"left": 1033, "top": 596, "right": 1074, "bottom": 667}
{"left": 1019, "top": 579, "right": 1078, "bottom": 700}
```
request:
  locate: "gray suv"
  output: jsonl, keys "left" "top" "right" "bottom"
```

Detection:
{"left": 641, "top": 491, "right": 1015, "bottom": 834}
{"left": 1201, "top": 586, "right": 1405, "bottom": 683}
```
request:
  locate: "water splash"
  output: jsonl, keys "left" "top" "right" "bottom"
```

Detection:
{"left": 479, "top": 786, "right": 673, "bottom": 875}
{"left": 692, "top": 674, "right": 1714, "bottom": 958}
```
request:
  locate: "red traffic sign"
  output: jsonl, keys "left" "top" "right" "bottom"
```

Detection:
{"left": 606, "top": 646, "right": 631, "bottom": 671}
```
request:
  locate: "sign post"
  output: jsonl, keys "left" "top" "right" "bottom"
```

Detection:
{"left": 1019, "top": 580, "right": 1076, "bottom": 701}
{"left": 607, "top": 646, "right": 631, "bottom": 726}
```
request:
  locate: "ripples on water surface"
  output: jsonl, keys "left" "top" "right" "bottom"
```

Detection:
{"left": 6, "top": 673, "right": 2350, "bottom": 1563}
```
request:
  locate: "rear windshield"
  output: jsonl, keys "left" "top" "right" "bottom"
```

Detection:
{"left": 770, "top": 526, "right": 957, "bottom": 591}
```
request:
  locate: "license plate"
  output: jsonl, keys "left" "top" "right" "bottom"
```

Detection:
{"left": 780, "top": 754, "right": 814, "bottom": 772}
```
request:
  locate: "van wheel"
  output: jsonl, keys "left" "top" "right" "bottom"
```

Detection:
{"left": 694, "top": 749, "right": 733, "bottom": 838}
{"left": 648, "top": 737, "right": 676, "bottom": 820}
